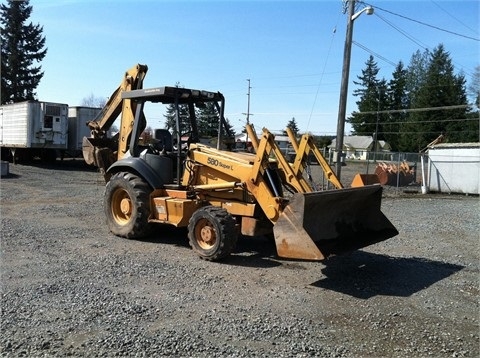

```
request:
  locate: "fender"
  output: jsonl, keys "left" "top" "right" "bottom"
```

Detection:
{"left": 107, "top": 157, "right": 165, "bottom": 189}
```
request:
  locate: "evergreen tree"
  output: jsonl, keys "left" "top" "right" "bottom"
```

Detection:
{"left": 283, "top": 117, "right": 299, "bottom": 136}
{"left": 0, "top": 0, "right": 47, "bottom": 104}
{"left": 397, "top": 49, "right": 430, "bottom": 151}
{"left": 468, "top": 65, "right": 480, "bottom": 109}
{"left": 163, "top": 103, "right": 190, "bottom": 137}
{"left": 197, "top": 102, "right": 220, "bottom": 137}
{"left": 405, "top": 49, "right": 430, "bottom": 109}
{"left": 403, "top": 45, "right": 469, "bottom": 151}
{"left": 385, "top": 61, "right": 408, "bottom": 151}
{"left": 464, "top": 110, "right": 480, "bottom": 142}
{"left": 224, "top": 118, "right": 235, "bottom": 137}
{"left": 347, "top": 56, "right": 387, "bottom": 141}
{"left": 197, "top": 103, "right": 236, "bottom": 149}
{"left": 314, "top": 136, "right": 333, "bottom": 149}
{"left": 444, "top": 73, "right": 472, "bottom": 143}
{"left": 465, "top": 66, "right": 480, "bottom": 141}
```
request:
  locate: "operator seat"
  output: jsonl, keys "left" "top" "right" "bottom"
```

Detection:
{"left": 154, "top": 129, "right": 173, "bottom": 152}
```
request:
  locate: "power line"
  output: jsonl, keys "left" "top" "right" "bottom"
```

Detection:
{"left": 374, "top": 12, "right": 428, "bottom": 50}
{"left": 354, "top": 104, "right": 470, "bottom": 115}
{"left": 430, "top": 0, "right": 479, "bottom": 35}
{"left": 370, "top": 4, "right": 480, "bottom": 42}
{"left": 378, "top": 130, "right": 479, "bottom": 135}
{"left": 352, "top": 41, "right": 397, "bottom": 67}
{"left": 306, "top": 11, "right": 341, "bottom": 132}
{"left": 368, "top": 8, "right": 476, "bottom": 77}
{"left": 359, "top": 117, "right": 479, "bottom": 126}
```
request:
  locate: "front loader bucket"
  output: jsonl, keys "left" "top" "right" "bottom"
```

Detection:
{"left": 273, "top": 185, "right": 398, "bottom": 260}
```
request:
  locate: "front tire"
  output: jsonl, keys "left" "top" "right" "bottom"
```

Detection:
{"left": 188, "top": 206, "right": 238, "bottom": 261}
{"left": 104, "top": 172, "right": 152, "bottom": 239}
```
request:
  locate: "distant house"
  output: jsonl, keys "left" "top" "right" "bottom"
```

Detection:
{"left": 329, "top": 135, "right": 391, "bottom": 160}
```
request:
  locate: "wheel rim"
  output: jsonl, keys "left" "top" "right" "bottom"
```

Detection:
{"left": 111, "top": 188, "right": 132, "bottom": 225}
{"left": 194, "top": 218, "right": 217, "bottom": 250}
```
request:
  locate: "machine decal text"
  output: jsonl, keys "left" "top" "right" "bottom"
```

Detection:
{"left": 207, "top": 157, "right": 233, "bottom": 171}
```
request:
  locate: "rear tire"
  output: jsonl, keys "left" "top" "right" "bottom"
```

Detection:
{"left": 188, "top": 206, "right": 238, "bottom": 261}
{"left": 104, "top": 172, "right": 152, "bottom": 239}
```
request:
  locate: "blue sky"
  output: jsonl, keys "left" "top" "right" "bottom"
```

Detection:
{"left": 30, "top": 0, "right": 479, "bottom": 135}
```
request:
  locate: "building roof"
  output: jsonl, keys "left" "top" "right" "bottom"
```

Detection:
{"left": 330, "top": 136, "right": 373, "bottom": 149}
{"left": 428, "top": 142, "right": 480, "bottom": 150}
{"left": 329, "top": 136, "right": 392, "bottom": 150}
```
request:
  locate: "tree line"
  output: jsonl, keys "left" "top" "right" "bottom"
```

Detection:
{"left": 348, "top": 46, "right": 479, "bottom": 152}
{"left": 163, "top": 101, "right": 234, "bottom": 141}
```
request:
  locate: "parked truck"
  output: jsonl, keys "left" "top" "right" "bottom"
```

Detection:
{"left": 0, "top": 101, "right": 69, "bottom": 162}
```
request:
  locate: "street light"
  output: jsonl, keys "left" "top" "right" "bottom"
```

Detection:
{"left": 334, "top": 1, "right": 374, "bottom": 180}
{"left": 351, "top": 5, "right": 374, "bottom": 20}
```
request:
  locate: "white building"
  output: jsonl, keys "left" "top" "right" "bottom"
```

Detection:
{"left": 427, "top": 142, "right": 480, "bottom": 195}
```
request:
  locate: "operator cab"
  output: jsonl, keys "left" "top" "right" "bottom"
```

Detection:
{"left": 124, "top": 86, "right": 234, "bottom": 188}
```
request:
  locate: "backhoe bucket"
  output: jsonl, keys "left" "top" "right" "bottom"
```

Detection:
{"left": 82, "top": 137, "right": 116, "bottom": 168}
{"left": 273, "top": 185, "right": 398, "bottom": 260}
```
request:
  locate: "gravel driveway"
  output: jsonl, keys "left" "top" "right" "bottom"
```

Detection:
{"left": 1, "top": 160, "right": 478, "bottom": 357}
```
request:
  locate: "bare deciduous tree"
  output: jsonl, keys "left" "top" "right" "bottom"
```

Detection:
{"left": 81, "top": 93, "right": 106, "bottom": 108}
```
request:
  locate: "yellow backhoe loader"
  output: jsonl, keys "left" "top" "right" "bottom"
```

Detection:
{"left": 83, "top": 64, "right": 398, "bottom": 261}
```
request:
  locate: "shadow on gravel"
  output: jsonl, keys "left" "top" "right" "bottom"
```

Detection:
{"left": 8, "top": 159, "right": 97, "bottom": 172}
{"left": 1, "top": 173, "right": 20, "bottom": 179}
{"left": 311, "top": 251, "right": 464, "bottom": 299}
{"left": 227, "top": 235, "right": 281, "bottom": 268}
{"left": 140, "top": 228, "right": 280, "bottom": 268}
{"left": 140, "top": 225, "right": 191, "bottom": 248}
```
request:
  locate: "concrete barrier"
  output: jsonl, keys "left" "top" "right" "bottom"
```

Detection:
{"left": 1, "top": 161, "right": 9, "bottom": 177}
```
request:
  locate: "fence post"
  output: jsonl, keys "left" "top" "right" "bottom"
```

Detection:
{"left": 396, "top": 154, "right": 401, "bottom": 190}
{"left": 366, "top": 150, "right": 370, "bottom": 176}
{"left": 421, "top": 153, "right": 428, "bottom": 194}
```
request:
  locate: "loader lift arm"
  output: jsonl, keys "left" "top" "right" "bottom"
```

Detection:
{"left": 245, "top": 125, "right": 342, "bottom": 193}
{"left": 285, "top": 128, "right": 343, "bottom": 190}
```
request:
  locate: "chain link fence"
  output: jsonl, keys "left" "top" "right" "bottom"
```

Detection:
{"left": 310, "top": 149, "right": 424, "bottom": 194}
{"left": 314, "top": 147, "right": 479, "bottom": 195}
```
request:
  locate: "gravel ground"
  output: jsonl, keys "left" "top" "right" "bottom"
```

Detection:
{"left": 1, "top": 160, "right": 479, "bottom": 357}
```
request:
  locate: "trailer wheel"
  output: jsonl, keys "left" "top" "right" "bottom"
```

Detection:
{"left": 188, "top": 206, "right": 238, "bottom": 261}
{"left": 105, "top": 172, "right": 152, "bottom": 239}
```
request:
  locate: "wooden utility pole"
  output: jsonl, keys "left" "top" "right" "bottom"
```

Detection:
{"left": 335, "top": 0, "right": 355, "bottom": 180}
{"left": 243, "top": 79, "right": 253, "bottom": 145}
{"left": 246, "top": 79, "right": 251, "bottom": 125}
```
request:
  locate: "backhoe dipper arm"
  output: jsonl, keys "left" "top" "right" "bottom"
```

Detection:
{"left": 82, "top": 64, "right": 148, "bottom": 171}
{"left": 86, "top": 64, "right": 148, "bottom": 138}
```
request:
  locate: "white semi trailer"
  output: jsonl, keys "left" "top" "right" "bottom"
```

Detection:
{"left": 0, "top": 101, "right": 68, "bottom": 162}
{"left": 67, "top": 106, "right": 102, "bottom": 157}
